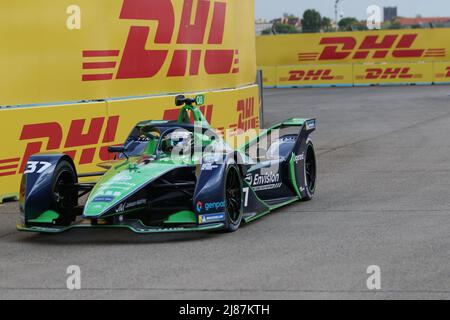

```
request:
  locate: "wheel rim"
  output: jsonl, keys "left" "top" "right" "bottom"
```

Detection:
{"left": 305, "top": 145, "right": 316, "bottom": 192}
{"left": 53, "top": 170, "right": 75, "bottom": 211}
{"left": 225, "top": 167, "right": 242, "bottom": 225}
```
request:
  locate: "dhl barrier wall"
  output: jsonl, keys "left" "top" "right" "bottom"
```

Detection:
{"left": 1, "top": 0, "right": 256, "bottom": 105}
{"left": 0, "top": 85, "right": 260, "bottom": 201}
{"left": 0, "top": 0, "right": 259, "bottom": 200}
{"left": 256, "top": 29, "right": 450, "bottom": 87}
{"left": 257, "top": 28, "right": 450, "bottom": 66}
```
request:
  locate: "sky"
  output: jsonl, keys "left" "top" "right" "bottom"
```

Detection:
{"left": 255, "top": 0, "right": 450, "bottom": 21}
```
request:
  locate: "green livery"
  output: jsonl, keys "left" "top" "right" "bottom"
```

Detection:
{"left": 17, "top": 95, "right": 317, "bottom": 235}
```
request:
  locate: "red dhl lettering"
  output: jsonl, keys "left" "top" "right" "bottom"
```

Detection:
{"left": 163, "top": 104, "right": 214, "bottom": 123}
{"left": 83, "top": 0, "right": 238, "bottom": 81}
{"left": 298, "top": 34, "right": 445, "bottom": 62}
{"left": 214, "top": 97, "right": 259, "bottom": 136}
{"left": 319, "top": 35, "right": 424, "bottom": 60}
{"left": 364, "top": 68, "right": 415, "bottom": 80}
{"left": 2, "top": 98, "right": 260, "bottom": 178}
{"left": 434, "top": 66, "right": 450, "bottom": 79}
{"left": 288, "top": 69, "right": 335, "bottom": 81}
{"left": 163, "top": 99, "right": 259, "bottom": 133}
{"left": 17, "top": 116, "right": 120, "bottom": 174}
{"left": 236, "top": 97, "right": 258, "bottom": 131}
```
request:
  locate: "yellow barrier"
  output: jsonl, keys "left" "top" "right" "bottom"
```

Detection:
{"left": 0, "top": 0, "right": 256, "bottom": 106}
{"left": 257, "top": 29, "right": 450, "bottom": 87}
{"left": 0, "top": 0, "right": 259, "bottom": 200}
{"left": 257, "top": 29, "right": 450, "bottom": 66}
{"left": 353, "top": 62, "right": 433, "bottom": 85}
{"left": 261, "top": 62, "right": 439, "bottom": 87}
{"left": 433, "top": 61, "right": 450, "bottom": 83}
{"left": 259, "top": 67, "right": 277, "bottom": 87}
{"left": 0, "top": 85, "right": 260, "bottom": 201}
{"left": 277, "top": 64, "right": 353, "bottom": 87}
{"left": 0, "top": 101, "right": 108, "bottom": 201}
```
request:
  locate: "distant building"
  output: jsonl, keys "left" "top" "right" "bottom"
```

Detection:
{"left": 255, "top": 17, "right": 302, "bottom": 35}
{"left": 284, "top": 17, "right": 302, "bottom": 29}
{"left": 255, "top": 19, "right": 273, "bottom": 35}
{"left": 384, "top": 7, "right": 398, "bottom": 22}
{"left": 271, "top": 18, "right": 282, "bottom": 25}
{"left": 396, "top": 17, "right": 450, "bottom": 27}
{"left": 269, "top": 17, "right": 301, "bottom": 28}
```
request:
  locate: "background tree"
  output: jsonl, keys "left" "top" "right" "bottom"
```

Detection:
{"left": 283, "top": 13, "right": 297, "bottom": 19}
{"left": 321, "top": 17, "right": 333, "bottom": 32}
{"left": 383, "top": 19, "right": 403, "bottom": 29}
{"left": 338, "top": 17, "right": 363, "bottom": 31}
{"left": 302, "top": 9, "right": 322, "bottom": 33}
{"left": 273, "top": 23, "right": 299, "bottom": 34}
{"left": 261, "top": 28, "right": 272, "bottom": 35}
{"left": 261, "top": 23, "right": 299, "bottom": 35}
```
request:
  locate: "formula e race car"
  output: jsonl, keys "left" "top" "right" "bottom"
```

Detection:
{"left": 17, "top": 95, "right": 316, "bottom": 234}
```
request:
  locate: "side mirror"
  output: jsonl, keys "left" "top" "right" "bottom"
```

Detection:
{"left": 108, "top": 146, "right": 129, "bottom": 160}
{"left": 108, "top": 146, "right": 126, "bottom": 153}
{"left": 175, "top": 95, "right": 196, "bottom": 106}
{"left": 175, "top": 95, "right": 186, "bottom": 106}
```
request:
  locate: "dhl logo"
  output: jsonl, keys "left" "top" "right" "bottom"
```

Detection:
{"left": 233, "top": 97, "right": 258, "bottom": 132}
{"left": 356, "top": 67, "right": 421, "bottom": 80}
{"left": 163, "top": 104, "right": 214, "bottom": 123}
{"left": 82, "top": 0, "right": 239, "bottom": 81}
{"left": 286, "top": 69, "right": 344, "bottom": 82}
{"left": 163, "top": 97, "right": 259, "bottom": 135}
{"left": 216, "top": 97, "right": 258, "bottom": 136}
{"left": 298, "top": 34, "right": 445, "bottom": 62}
{"left": 0, "top": 97, "right": 259, "bottom": 178}
{"left": 435, "top": 66, "right": 450, "bottom": 79}
{"left": 0, "top": 116, "right": 120, "bottom": 178}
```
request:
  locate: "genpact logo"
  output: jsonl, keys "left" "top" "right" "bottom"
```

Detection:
{"left": 204, "top": 201, "right": 225, "bottom": 211}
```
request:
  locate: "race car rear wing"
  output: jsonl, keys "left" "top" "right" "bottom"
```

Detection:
{"left": 237, "top": 118, "right": 316, "bottom": 151}
{"left": 281, "top": 118, "right": 316, "bottom": 131}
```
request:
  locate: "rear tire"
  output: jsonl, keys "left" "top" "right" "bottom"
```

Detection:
{"left": 301, "top": 141, "right": 317, "bottom": 201}
{"left": 51, "top": 160, "right": 78, "bottom": 226}
{"left": 223, "top": 164, "right": 243, "bottom": 232}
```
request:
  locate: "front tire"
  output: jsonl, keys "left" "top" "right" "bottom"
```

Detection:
{"left": 223, "top": 164, "right": 243, "bottom": 232}
{"left": 51, "top": 160, "right": 78, "bottom": 226}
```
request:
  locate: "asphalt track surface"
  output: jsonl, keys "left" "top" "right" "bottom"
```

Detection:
{"left": 1, "top": 86, "right": 450, "bottom": 300}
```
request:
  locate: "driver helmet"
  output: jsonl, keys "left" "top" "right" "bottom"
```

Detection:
{"left": 138, "top": 126, "right": 160, "bottom": 141}
{"left": 161, "top": 130, "right": 194, "bottom": 154}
